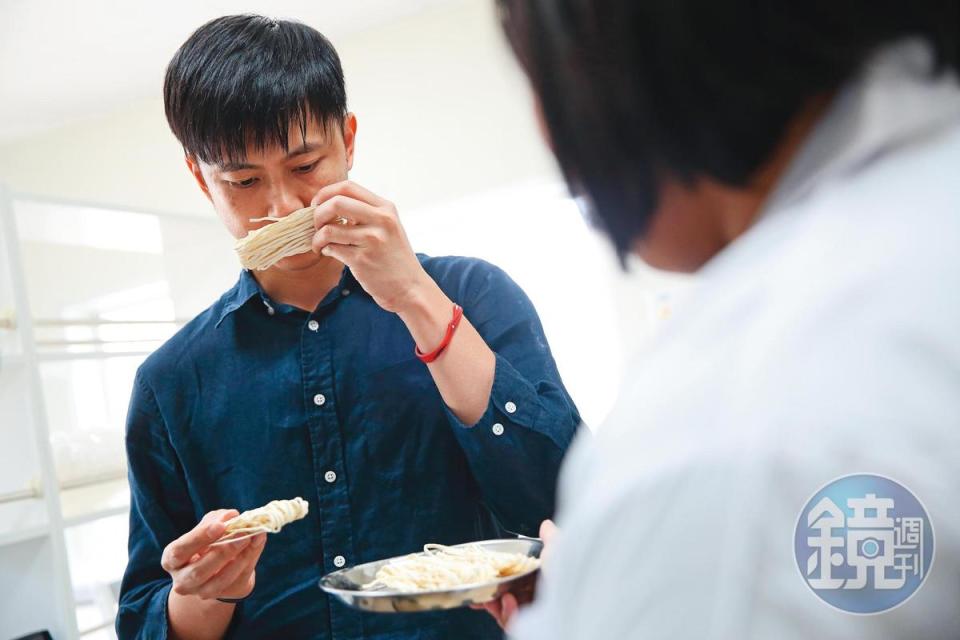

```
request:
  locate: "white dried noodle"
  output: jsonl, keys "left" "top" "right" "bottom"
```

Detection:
{"left": 222, "top": 497, "right": 309, "bottom": 536}
{"left": 235, "top": 206, "right": 319, "bottom": 271}
{"left": 361, "top": 544, "right": 540, "bottom": 591}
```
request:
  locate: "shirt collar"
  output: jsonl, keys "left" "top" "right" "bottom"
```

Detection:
{"left": 215, "top": 266, "right": 359, "bottom": 328}
{"left": 763, "top": 38, "right": 960, "bottom": 215}
{"left": 215, "top": 270, "right": 261, "bottom": 328}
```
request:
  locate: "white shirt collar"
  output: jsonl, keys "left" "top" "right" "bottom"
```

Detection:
{"left": 765, "top": 38, "right": 960, "bottom": 215}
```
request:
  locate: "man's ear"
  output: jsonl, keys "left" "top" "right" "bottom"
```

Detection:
{"left": 342, "top": 113, "right": 358, "bottom": 172}
{"left": 184, "top": 154, "right": 213, "bottom": 202}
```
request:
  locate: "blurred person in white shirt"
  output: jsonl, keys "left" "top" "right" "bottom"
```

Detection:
{"left": 482, "top": 1, "right": 960, "bottom": 637}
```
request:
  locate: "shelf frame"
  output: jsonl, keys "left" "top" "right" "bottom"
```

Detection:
{"left": 1, "top": 185, "right": 81, "bottom": 639}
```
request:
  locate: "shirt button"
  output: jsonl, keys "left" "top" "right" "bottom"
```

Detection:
{"left": 314, "top": 393, "right": 326, "bottom": 406}
{"left": 504, "top": 401, "right": 517, "bottom": 414}
{"left": 265, "top": 304, "right": 275, "bottom": 316}
{"left": 333, "top": 555, "right": 346, "bottom": 568}
{"left": 307, "top": 320, "right": 319, "bottom": 332}
{"left": 324, "top": 470, "right": 337, "bottom": 483}
{"left": 492, "top": 423, "right": 504, "bottom": 436}
{"left": 342, "top": 289, "right": 351, "bottom": 296}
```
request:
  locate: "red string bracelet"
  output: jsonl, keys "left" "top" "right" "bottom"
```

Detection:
{"left": 415, "top": 304, "right": 464, "bottom": 363}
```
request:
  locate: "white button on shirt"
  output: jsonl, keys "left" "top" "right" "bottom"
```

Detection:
{"left": 511, "top": 42, "right": 960, "bottom": 640}
{"left": 308, "top": 320, "right": 319, "bottom": 332}
{"left": 324, "top": 470, "right": 337, "bottom": 483}
{"left": 313, "top": 394, "right": 326, "bottom": 407}
{"left": 492, "top": 423, "right": 505, "bottom": 436}
{"left": 504, "top": 401, "right": 517, "bottom": 414}
{"left": 333, "top": 555, "right": 346, "bottom": 568}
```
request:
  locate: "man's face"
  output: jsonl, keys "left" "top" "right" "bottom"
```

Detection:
{"left": 188, "top": 113, "right": 357, "bottom": 272}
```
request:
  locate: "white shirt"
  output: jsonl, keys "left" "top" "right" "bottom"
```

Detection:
{"left": 511, "top": 40, "right": 960, "bottom": 639}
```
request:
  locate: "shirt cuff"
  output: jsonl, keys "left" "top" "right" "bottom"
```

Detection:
{"left": 444, "top": 352, "right": 545, "bottom": 435}
{"left": 116, "top": 580, "right": 173, "bottom": 640}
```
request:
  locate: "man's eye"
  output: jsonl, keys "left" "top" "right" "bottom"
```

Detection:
{"left": 230, "top": 177, "right": 258, "bottom": 189}
{"left": 294, "top": 161, "right": 318, "bottom": 174}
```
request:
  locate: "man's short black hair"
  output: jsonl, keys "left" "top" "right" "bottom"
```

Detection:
{"left": 497, "top": 0, "right": 959, "bottom": 259}
{"left": 164, "top": 14, "right": 347, "bottom": 166}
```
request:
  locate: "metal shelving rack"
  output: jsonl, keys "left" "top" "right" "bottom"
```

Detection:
{"left": 0, "top": 187, "right": 228, "bottom": 640}
{"left": 0, "top": 184, "right": 80, "bottom": 639}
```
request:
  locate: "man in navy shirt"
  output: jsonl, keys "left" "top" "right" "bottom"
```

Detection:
{"left": 116, "top": 14, "right": 580, "bottom": 640}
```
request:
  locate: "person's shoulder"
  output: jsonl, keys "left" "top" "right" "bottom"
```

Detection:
{"left": 418, "top": 253, "right": 508, "bottom": 280}
{"left": 785, "top": 119, "right": 960, "bottom": 292}
{"left": 757, "top": 121, "right": 960, "bottom": 350}
{"left": 617, "top": 118, "right": 960, "bottom": 460}
{"left": 682, "top": 119, "right": 960, "bottom": 357}
{"left": 417, "top": 254, "right": 521, "bottom": 298}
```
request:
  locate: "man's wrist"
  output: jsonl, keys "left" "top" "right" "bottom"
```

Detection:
{"left": 394, "top": 276, "right": 448, "bottom": 321}
{"left": 395, "top": 277, "right": 460, "bottom": 356}
{"left": 167, "top": 588, "right": 238, "bottom": 640}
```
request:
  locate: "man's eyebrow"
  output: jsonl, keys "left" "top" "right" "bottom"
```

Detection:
{"left": 216, "top": 142, "right": 325, "bottom": 171}
{"left": 286, "top": 142, "right": 324, "bottom": 158}
{"left": 218, "top": 160, "right": 258, "bottom": 172}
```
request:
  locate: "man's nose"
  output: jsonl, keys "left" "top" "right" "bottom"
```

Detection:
{"left": 265, "top": 185, "right": 306, "bottom": 218}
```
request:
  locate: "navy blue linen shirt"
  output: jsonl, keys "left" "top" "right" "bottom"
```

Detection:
{"left": 117, "top": 255, "right": 581, "bottom": 639}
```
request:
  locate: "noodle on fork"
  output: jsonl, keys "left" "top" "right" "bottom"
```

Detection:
{"left": 216, "top": 497, "right": 310, "bottom": 542}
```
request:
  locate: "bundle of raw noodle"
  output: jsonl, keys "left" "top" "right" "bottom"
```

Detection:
{"left": 221, "top": 497, "right": 309, "bottom": 536}
{"left": 362, "top": 543, "right": 540, "bottom": 591}
{"left": 235, "top": 206, "right": 318, "bottom": 271}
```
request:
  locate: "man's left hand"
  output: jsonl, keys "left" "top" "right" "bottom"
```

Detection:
{"left": 472, "top": 519, "right": 559, "bottom": 631}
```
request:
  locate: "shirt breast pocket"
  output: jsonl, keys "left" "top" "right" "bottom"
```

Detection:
{"left": 350, "top": 355, "right": 455, "bottom": 480}
{"left": 361, "top": 356, "right": 441, "bottom": 422}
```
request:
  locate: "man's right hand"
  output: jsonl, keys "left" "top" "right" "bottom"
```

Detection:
{"left": 161, "top": 509, "right": 267, "bottom": 601}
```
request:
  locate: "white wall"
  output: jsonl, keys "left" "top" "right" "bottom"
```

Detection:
{"left": 339, "top": 1, "right": 559, "bottom": 209}
{"left": 0, "top": 1, "right": 556, "bottom": 218}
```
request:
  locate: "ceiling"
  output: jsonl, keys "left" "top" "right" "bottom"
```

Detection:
{"left": 0, "top": 0, "right": 457, "bottom": 142}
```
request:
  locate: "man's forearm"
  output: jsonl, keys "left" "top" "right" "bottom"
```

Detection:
{"left": 396, "top": 279, "right": 496, "bottom": 426}
{"left": 168, "top": 590, "right": 236, "bottom": 640}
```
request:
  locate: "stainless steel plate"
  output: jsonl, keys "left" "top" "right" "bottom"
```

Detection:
{"left": 319, "top": 538, "right": 542, "bottom": 613}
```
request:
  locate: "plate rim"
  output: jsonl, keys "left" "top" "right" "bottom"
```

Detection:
{"left": 318, "top": 538, "right": 543, "bottom": 599}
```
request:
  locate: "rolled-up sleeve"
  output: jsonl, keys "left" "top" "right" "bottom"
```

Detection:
{"left": 443, "top": 260, "right": 583, "bottom": 536}
{"left": 116, "top": 371, "right": 193, "bottom": 639}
